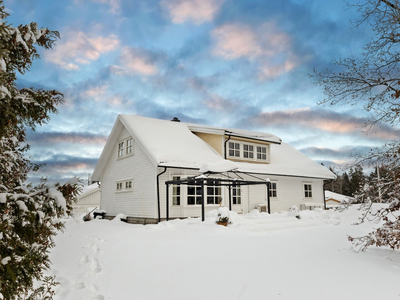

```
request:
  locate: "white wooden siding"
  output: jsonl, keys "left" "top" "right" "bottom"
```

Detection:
{"left": 100, "top": 126, "right": 157, "bottom": 218}
{"left": 77, "top": 189, "right": 100, "bottom": 206}
{"left": 158, "top": 170, "right": 326, "bottom": 217}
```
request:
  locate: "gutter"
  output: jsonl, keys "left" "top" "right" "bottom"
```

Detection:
{"left": 156, "top": 167, "right": 168, "bottom": 222}
{"left": 224, "top": 134, "right": 231, "bottom": 159}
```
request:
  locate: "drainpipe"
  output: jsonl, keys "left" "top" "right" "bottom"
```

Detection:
{"left": 224, "top": 134, "right": 232, "bottom": 159}
{"left": 157, "top": 167, "right": 167, "bottom": 222}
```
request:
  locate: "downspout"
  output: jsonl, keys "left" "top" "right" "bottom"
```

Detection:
{"left": 224, "top": 134, "right": 232, "bottom": 159}
{"left": 157, "top": 167, "right": 168, "bottom": 222}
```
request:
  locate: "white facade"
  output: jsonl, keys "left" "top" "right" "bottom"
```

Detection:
{"left": 92, "top": 115, "right": 335, "bottom": 222}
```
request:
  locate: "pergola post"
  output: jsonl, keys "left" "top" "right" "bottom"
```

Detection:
{"left": 201, "top": 180, "right": 205, "bottom": 221}
{"left": 166, "top": 183, "right": 169, "bottom": 221}
{"left": 228, "top": 184, "right": 232, "bottom": 211}
{"left": 266, "top": 182, "right": 271, "bottom": 214}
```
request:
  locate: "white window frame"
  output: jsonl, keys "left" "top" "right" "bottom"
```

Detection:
{"left": 269, "top": 182, "right": 278, "bottom": 199}
{"left": 304, "top": 183, "right": 313, "bottom": 199}
{"left": 232, "top": 184, "right": 241, "bottom": 205}
{"left": 118, "top": 141, "right": 124, "bottom": 157}
{"left": 172, "top": 176, "right": 181, "bottom": 206}
{"left": 126, "top": 138, "right": 133, "bottom": 155}
{"left": 227, "top": 140, "right": 270, "bottom": 163}
{"left": 206, "top": 180, "right": 222, "bottom": 205}
{"left": 116, "top": 179, "right": 134, "bottom": 193}
{"left": 228, "top": 142, "right": 241, "bottom": 158}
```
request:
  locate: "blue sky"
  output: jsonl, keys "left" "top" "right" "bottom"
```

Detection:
{"left": 5, "top": 0, "right": 396, "bottom": 183}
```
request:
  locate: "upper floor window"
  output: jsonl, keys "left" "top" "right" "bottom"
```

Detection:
{"left": 118, "top": 142, "right": 124, "bottom": 157}
{"left": 243, "top": 144, "right": 254, "bottom": 159}
{"left": 126, "top": 138, "right": 133, "bottom": 154}
{"left": 257, "top": 146, "right": 267, "bottom": 160}
{"left": 304, "top": 184, "right": 312, "bottom": 198}
{"left": 228, "top": 142, "right": 240, "bottom": 157}
{"left": 117, "top": 137, "right": 134, "bottom": 158}
{"left": 227, "top": 140, "right": 269, "bottom": 162}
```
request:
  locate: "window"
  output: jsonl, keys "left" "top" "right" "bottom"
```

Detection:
{"left": 228, "top": 142, "right": 240, "bottom": 157}
{"left": 126, "top": 138, "right": 133, "bottom": 154}
{"left": 304, "top": 184, "right": 312, "bottom": 198}
{"left": 243, "top": 144, "right": 254, "bottom": 159}
{"left": 116, "top": 179, "right": 133, "bottom": 192}
{"left": 257, "top": 146, "right": 267, "bottom": 160}
{"left": 125, "top": 181, "right": 132, "bottom": 190}
{"left": 269, "top": 182, "right": 277, "bottom": 198}
{"left": 206, "top": 180, "right": 221, "bottom": 205}
{"left": 232, "top": 184, "right": 241, "bottom": 204}
{"left": 118, "top": 142, "right": 124, "bottom": 157}
{"left": 172, "top": 176, "right": 181, "bottom": 205}
{"left": 187, "top": 180, "right": 202, "bottom": 205}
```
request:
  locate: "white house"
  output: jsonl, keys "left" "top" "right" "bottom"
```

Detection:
{"left": 91, "top": 115, "right": 335, "bottom": 224}
{"left": 73, "top": 183, "right": 101, "bottom": 213}
{"left": 325, "top": 190, "right": 353, "bottom": 207}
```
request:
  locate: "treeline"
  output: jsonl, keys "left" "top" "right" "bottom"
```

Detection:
{"left": 324, "top": 165, "right": 389, "bottom": 200}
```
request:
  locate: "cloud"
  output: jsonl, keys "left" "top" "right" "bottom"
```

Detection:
{"left": 246, "top": 108, "right": 400, "bottom": 140}
{"left": 46, "top": 31, "right": 120, "bottom": 70}
{"left": 160, "top": 0, "right": 224, "bottom": 24}
{"left": 111, "top": 47, "right": 161, "bottom": 76}
{"left": 300, "top": 145, "right": 371, "bottom": 160}
{"left": 211, "top": 22, "right": 299, "bottom": 79}
{"left": 26, "top": 131, "right": 108, "bottom": 145}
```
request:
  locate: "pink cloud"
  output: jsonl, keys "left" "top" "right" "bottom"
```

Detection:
{"left": 211, "top": 22, "right": 300, "bottom": 79}
{"left": 45, "top": 31, "right": 119, "bottom": 70}
{"left": 160, "top": 0, "right": 224, "bottom": 24}
{"left": 112, "top": 47, "right": 159, "bottom": 76}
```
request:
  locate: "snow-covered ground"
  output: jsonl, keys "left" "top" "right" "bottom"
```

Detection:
{"left": 49, "top": 205, "right": 400, "bottom": 300}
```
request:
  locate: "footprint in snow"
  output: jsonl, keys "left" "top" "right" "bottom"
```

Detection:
{"left": 75, "top": 282, "right": 85, "bottom": 289}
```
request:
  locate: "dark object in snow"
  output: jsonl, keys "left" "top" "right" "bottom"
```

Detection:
{"left": 83, "top": 207, "right": 98, "bottom": 222}
{"left": 295, "top": 215, "right": 301, "bottom": 220}
{"left": 120, "top": 216, "right": 128, "bottom": 223}
{"left": 94, "top": 211, "right": 106, "bottom": 219}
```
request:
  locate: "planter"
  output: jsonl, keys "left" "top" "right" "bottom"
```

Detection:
{"left": 217, "top": 221, "right": 228, "bottom": 226}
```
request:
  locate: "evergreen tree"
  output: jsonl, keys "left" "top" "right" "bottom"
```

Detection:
{"left": 342, "top": 172, "right": 352, "bottom": 197}
{"left": 0, "top": 2, "right": 82, "bottom": 299}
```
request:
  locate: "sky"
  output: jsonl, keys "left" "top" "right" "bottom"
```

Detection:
{"left": 4, "top": 0, "right": 398, "bottom": 184}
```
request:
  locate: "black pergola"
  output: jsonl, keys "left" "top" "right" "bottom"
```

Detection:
{"left": 164, "top": 174, "right": 271, "bottom": 222}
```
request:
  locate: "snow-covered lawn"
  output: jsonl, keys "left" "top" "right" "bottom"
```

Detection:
{"left": 50, "top": 206, "right": 400, "bottom": 300}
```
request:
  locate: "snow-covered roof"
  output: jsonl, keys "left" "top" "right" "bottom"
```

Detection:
{"left": 325, "top": 191, "right": 353, "bottom": 203}
{"left": 79, "top": 183, "right": 100, "bottom": 198}
{"left": 92, "top": 115, "right": 335, "bottom": 181}
{"left": 187, "top": 123, "right": 281, "bottom": 144}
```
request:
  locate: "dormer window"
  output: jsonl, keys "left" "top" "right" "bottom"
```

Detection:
{"left": 227, "top": 140, "right": 269, "bottom": 162}
{"left": 228, "top": 142, "right": 240, "bottom": 157}
{"left": 243, "top": 144, "right": 254, "bottom": 159}
{"left": 257, "top": 146, "right": 267, "bottom": 160}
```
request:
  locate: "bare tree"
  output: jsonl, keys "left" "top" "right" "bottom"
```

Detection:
{"left": 312, "top": 0, "right": 400, "bottom": 251}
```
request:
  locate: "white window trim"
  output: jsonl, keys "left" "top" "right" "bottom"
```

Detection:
{"left": 117, "top": 137, "right": 135, "bottom": 160}
{"left": 227, "top": 140, "right": 270, "bottom": 163}
{"left": 116, "top": 179, "right": 134, "bottom": 193}
{"left": 269, "top": 181, "right": 278, "bottom": 200}
{"left": 303, "top": 183, "right": 313, "bottom": 199}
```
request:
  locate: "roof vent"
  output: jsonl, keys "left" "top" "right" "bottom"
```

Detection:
{"left": 171, "top": 117, "right": 180, "bottom": 122}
